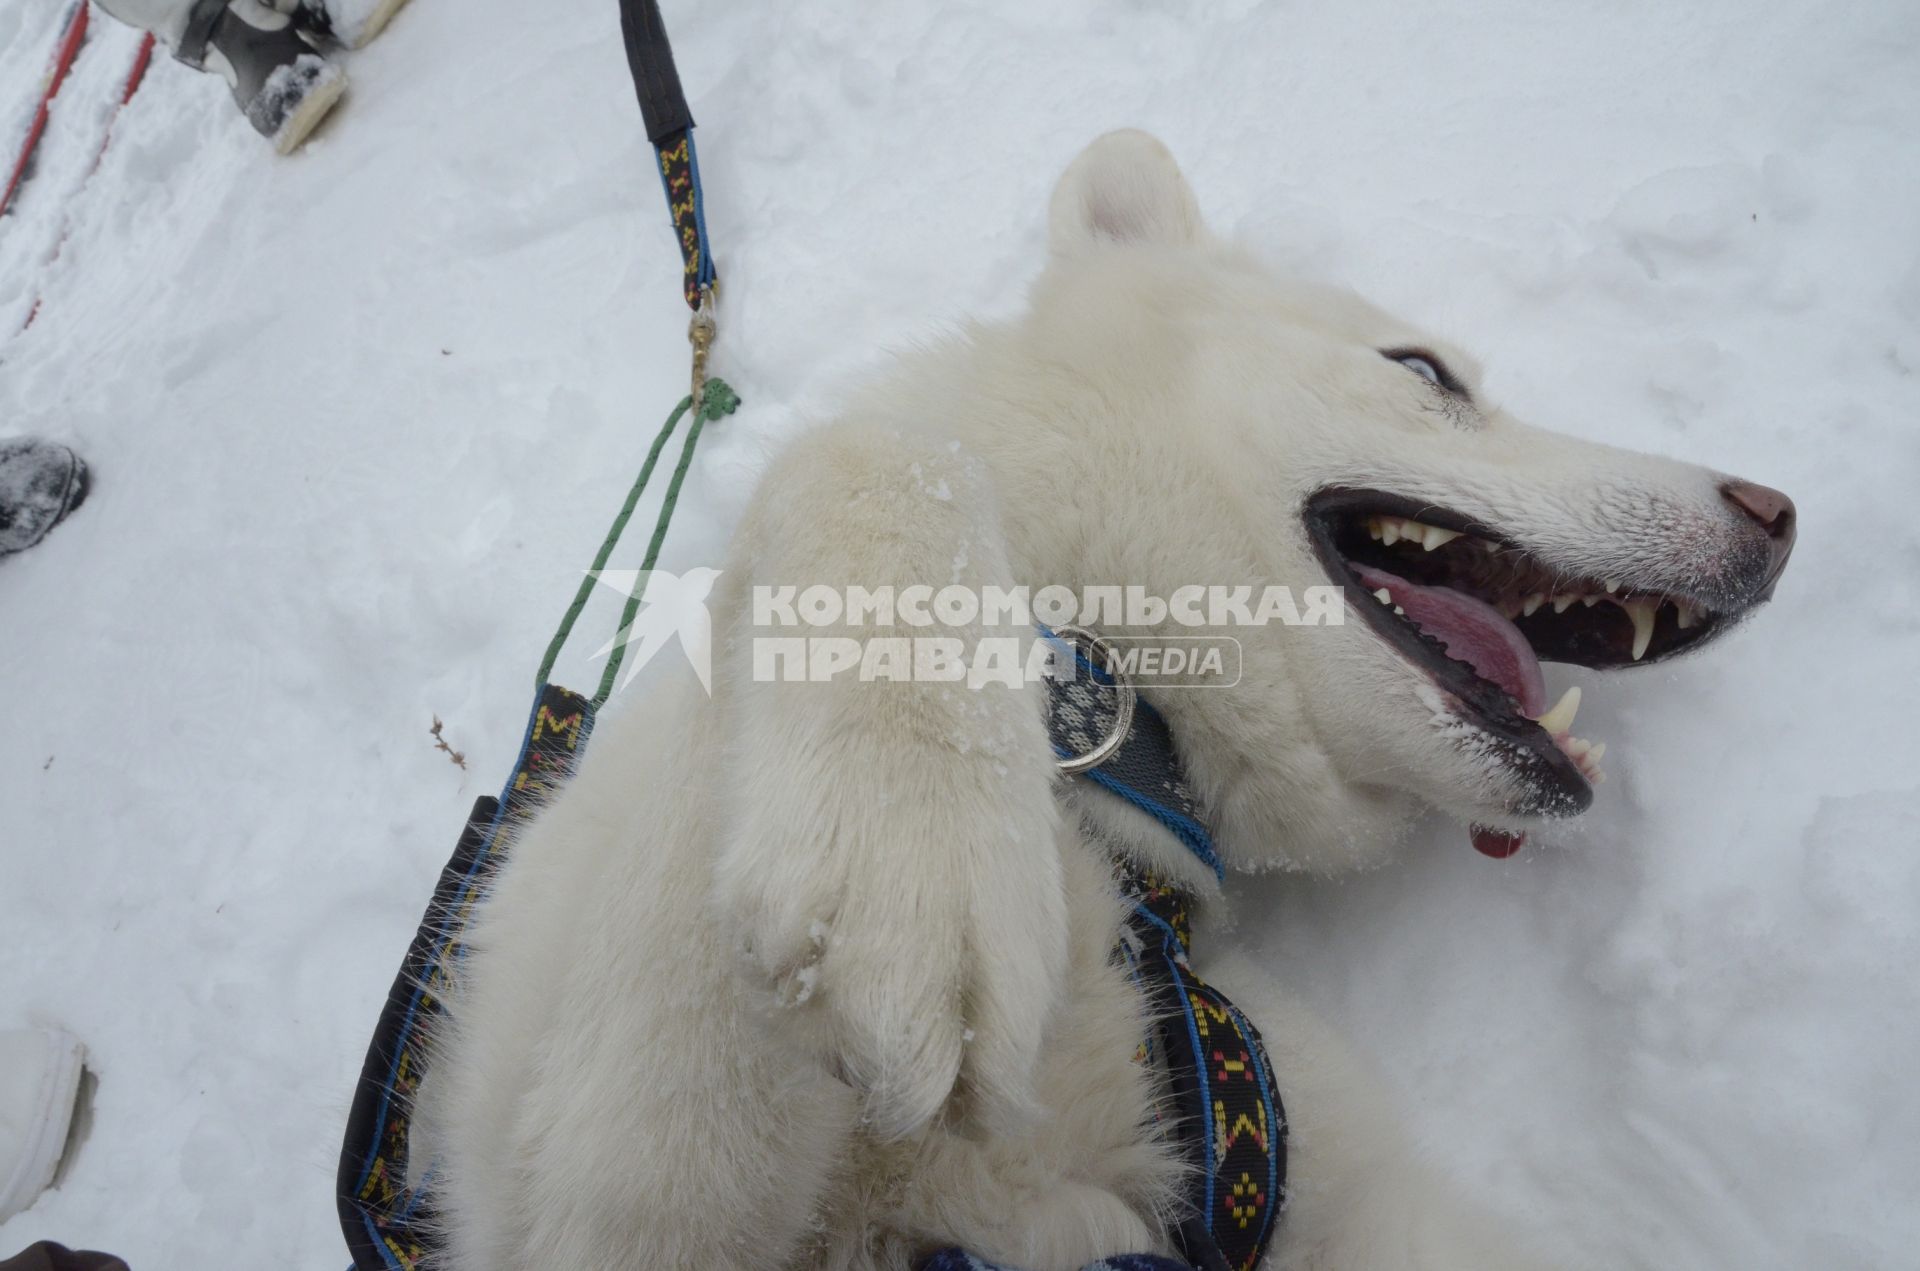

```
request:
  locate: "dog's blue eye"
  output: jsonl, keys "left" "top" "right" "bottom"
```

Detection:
{"left": 1380, "top": 347, "right": 1468, "bottom": 401}
{"left": 1395, "top": 354, "right": 1444, "bottom": 386}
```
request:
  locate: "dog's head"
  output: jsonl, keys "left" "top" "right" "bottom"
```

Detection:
{"left": 1026, "top": 132, "right": 1795, "bottom": 869}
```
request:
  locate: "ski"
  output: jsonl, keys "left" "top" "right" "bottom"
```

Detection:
{"left": 19, "top": 32, "right": 160, "bottom": 331}
{"left": 1, "top": 1, "right": 92, "bottom": 219}
{"left": 91, "top": 34, "right": 159, "bottom": 169}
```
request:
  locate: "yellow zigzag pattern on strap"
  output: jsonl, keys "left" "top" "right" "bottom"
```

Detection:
{"left": 533, "top": 702, "right": 583, "bottom": 746}
{"left": 1213, "top": 1096, "right": 1271, "bottom": 1155}
{"left": 657, "top": 134, "right": 704, "bottom": 300}
{"left": 1189, "top": 992, "right": 1232, "bottom": 1037}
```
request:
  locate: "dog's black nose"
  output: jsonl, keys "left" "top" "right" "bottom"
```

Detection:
{"left": 1721, "top": 479, "right": 1796, "bottom": 595}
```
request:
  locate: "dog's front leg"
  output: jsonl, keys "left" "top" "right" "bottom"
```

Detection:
{"left": 713, "top": 421, "right": 1068, "bottom": 1139}
{"left": 1200, "top": 947, "right": 1561, "bottom": 1271}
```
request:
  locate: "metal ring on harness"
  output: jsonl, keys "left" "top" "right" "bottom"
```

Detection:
{"left": 689, "top": 284, "right": 716, "bottom": 414}
{"left": 1048, "top": 624, "right": 1136, "bottom": 775}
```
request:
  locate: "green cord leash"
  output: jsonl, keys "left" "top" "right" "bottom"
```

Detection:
{"left": 337, "top": 5, "right": 737, "bottom": 1264}
{"left": 527, "top": 0, "right": 735, "bottom": 704}
{"left": 536, "top": 376, "right": 740, "bottom": 706}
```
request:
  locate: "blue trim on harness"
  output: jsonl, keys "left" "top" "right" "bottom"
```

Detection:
{"left": 685, "top": 130, "right": 716, "bottom": 291}
{"left": 1040, "top": 629, "right": 1224, "bottom": 881}
{"left": 1158, "top": 933, "right": 1217, "bottom": 1224}
{"left": 1078, "top": 762, "right": 1221, "bottom": 880}
{"left": 653, "top": 127, "right": 717, "bottom": 294}
{"left": 1041, "top": 625, "right": 1288, "bottom": 1267}
{"left": 350, "top": 687, "right": 590, "bottom": 1207}
{"left": 1226, "top": 998, "right": 1282, "bottom": 1258}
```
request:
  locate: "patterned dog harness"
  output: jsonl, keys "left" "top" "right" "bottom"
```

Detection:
{"left": 1026, "top": 639, "right": 1290, "bottom": 1271}
{"left": 338, "top": 645, "right": 1287, "bottom": 1271}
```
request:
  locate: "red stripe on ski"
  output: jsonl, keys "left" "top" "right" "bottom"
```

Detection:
{"left": 21, "top": 33, "right": 160, "bottom": 331}
{"left": 120, "top": 35, "right": 158, "bottom": 108}
{"left": 1, "top": 1, "right": 91, "bottom": 219}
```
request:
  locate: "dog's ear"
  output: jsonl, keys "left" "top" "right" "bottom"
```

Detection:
{"left": 1048, "top": 130, "right": 1204, "bottom": 255}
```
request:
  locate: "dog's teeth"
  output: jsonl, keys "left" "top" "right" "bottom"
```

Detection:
{"left": 1534, "top": 685, "right": 1581, "bottom": 735}
{"left": 1367, "top": 518, "right": 1386, "bottom": 542}
{"left": 1675, "top": 600, "right": 1697, "bottom": 630}
{"left": 1379, "top": 519, "right": 1401, "bottom": 546}
{"left": 1392, "top": 604, "right": 1406, "bottom": 616}
{"left": 1552, "top": 594, "right": 1576, "bottom": 614}
{"left": 1522, "top": 593, "right": 1545, "bottom": 617}
{"left": 1567, "top": 736, "right": 1592, "bottom": 758}
{"left": 1372, "top": 587, "right": 1393, "bottom": 604}
{"left": 1581, "top": 595, "right": 1601, "bottom": 608}
{"left": 1587, "top": 741, "right": 1606, "bottom": 763}
{"left": 1478, "top": 539, "right": 1500, "bottom": 554}
{"left": 1606, "top": 579, "right": 1622, "bottom": 594}
{"left": 1625, "top": 598, "right": 1658, "bottom": 660}
{"left": 1421, "top": 526, "right": 1462, "bottom": 551}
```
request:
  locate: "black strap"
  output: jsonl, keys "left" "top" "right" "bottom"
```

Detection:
{"left": 1043, "top": 659, "right": 1221, "bottom": 878}
{"left": 617, "top": 0, "right": 692, "bottom": 144}
{"left": 1120, "top": 869, "right": 1289, "bottom": 1271}
{"left": 1043, "top": 650, "right": 1289, "bottom": 1271}
{"left": 614, "top": 0, "right": 717, "bottom": 310}
{"left": 337, "top": 686, "right": 598, "bottom": 1270}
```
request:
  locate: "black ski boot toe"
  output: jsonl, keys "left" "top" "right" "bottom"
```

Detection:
{"left": 198, "top": 0, "right": 346, "bottom": 153}
{"left": 0, "top": 439, "right": 90, "bottom": 559}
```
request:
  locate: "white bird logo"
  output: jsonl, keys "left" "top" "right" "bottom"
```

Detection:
{"left": 587, "top": 566, "right": 723, "bottom": 695}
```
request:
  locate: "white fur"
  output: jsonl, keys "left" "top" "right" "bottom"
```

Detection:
{"left": 423, "top": 131, "right": 1774, "bottom": 1270}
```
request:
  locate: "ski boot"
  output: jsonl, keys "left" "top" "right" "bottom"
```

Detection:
{"left": 181, "top": 0, "right": 345, "bottom": 155}
{"left": 0, "top": 439, "right": 89, "bottom": 560}
{"left": 293, "top": 0, "right": 415, "bottom": 51}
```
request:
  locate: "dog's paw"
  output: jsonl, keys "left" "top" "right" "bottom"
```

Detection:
{"left": 709, "top": 411, "right": 1071, "bottom": 1137}
{"left": 719, "top": 752, "right": 1067, "bottom": 1139}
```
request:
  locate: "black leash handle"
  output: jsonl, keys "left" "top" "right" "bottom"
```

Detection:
{"left": 618, "top": 0, "right": 692, "bottom": 143}
{"left": 617, "top": 0, "right": 716, "bottom": 315}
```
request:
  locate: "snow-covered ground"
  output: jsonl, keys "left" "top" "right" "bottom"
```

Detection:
{"left": 2, "top": 0, "right": 1917, "bottom": 1266}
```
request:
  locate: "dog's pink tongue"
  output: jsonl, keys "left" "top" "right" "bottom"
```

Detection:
{"left": 1471, "top": 826, "right": 1528, "bottom": 858}
{"left": 1354, "top": 566, "right": 1547, "bottom": 717}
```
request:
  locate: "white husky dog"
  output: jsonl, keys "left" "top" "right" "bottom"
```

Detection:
{"left": 423, "top": 131, "right": 1795, "bottom": 1271}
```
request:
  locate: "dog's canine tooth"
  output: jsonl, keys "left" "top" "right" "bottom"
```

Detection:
{"left": 1625, "top": 597, "right": 1659, "bottom": 660}
{"left": 1553, "top": 594, "right": 1577, "bottom": 614}
{"left": 1522, "top": 593, "right": 1545, "bottom": 617}
{"left": 1535, "top": 685, "right": 1581, "bottom": 735}
{"left": 1421, "top": 525, "right": 1462, "bottom": 551}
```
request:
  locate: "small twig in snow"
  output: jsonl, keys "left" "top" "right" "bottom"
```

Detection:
{"left": 430, "top": 715, "right": 468, "bottom": 769}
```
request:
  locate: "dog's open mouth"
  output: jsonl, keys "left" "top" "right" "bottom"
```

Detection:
{"left": 1305, "top": 488, "right": 1729, "bottom": 855}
